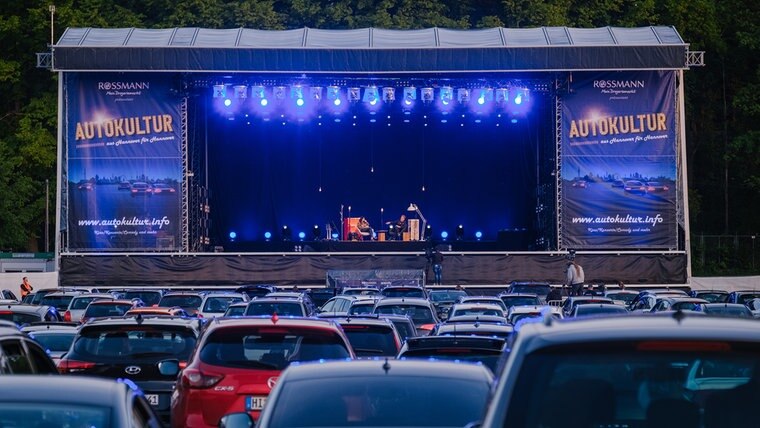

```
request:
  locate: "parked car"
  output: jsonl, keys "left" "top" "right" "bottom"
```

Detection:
{"left": 223, "top": 302, "right": 249, "bottom": 317}
{"left": 457, "top": 295, "right": 508, "bottom": 312}
{"left": 234, "top": 284, "right": 278, "bottom": 299}
{"left": 80, "top": 299, "right": 143, "bottom": 324}
{"left": 372, "top": 298, "right": 439, "bottom": 336}
{"left": 317, "top": 295, "right": 362, "bottom": 316}
{"left": 689, "top": 290, "right": 729, "bottom": 303}
{"left": 245, "top": 296, "right": 314, "bottom": 317}
{"left": 604, "top": 290, "right": 639, "bottom": 306}
{"left": 448, "top": 303, "right": 506, "bottom": 319}
{"left": 58, "top": 315, "right": 201, "bottom": 423}
{"left": 505, "top": 281, "right": 552, "bottom": 300}
{"left": 433, "top": 319, "right": 515, "bottom": 340}
{"left": 125, "top": 306, "right": 190, "bottom": 317}
{"left": 130, "top": 181, "right": 152, "bottom": 196}
{"left": 0, "top": 304, "right": 61, "bottom": 325}
{"left": 498, "top": 293, "right": 542, "bottom": 310}
{"left": 346, "top": 296, "right": 381, "bottom": 315}
{"left": 478, "top": 314, "right": 760, "bottom": 428}
{"left": 726, "top": 291, "right": 760, "bottom": 305}
{"left": 623, "top": 179, "right": 647, "bottom": 194}
{"left": 570, "top": 303, "right": 629, "bottom": 318}
{"left": 702, "top": 303, "right": 754, "bottom": 318}
{"left": 158, "top": 292, "right": 206, "bottom": 316}
{"left": 40, "top": 291, "right": 85, "bottom": 313}
{"left": 332, "top": 316, "right": 401, "bottom": 357}
{"left": 252, "top": 359, "right": 493, "bottom": 428}
{"left": 0, "top": 323, "right": 58, "bottom": 374}
{"left": 151, "top": 182, "right": 176, "bottom": 195}
{"left": 649, "top": 297, "right": 709, "bottom": 313}
{"left": 428, "top": 289, "right": 470, "bottom": 318}
{"left": 170, "top": 317, "right": 355, "bottom": 426}
{"left": 379, "top": 286, "right": 428, "bottom": 299}
{"left": 340, "top": 286, "right": 380, "bottom": 296}
{"left": 398, "top": 335, "right": 508, "bottom": 373}
{"left": 198, "top": 292, "right": 247, "bottom": 318}
{"left": 64, "top": 293, "right": 117, "bottom": 322}
{"left": 507, "top": 305, "right": 563, "bottom": 325}
{"left": 561, "top": 296, "right": 614, "bottom": 317}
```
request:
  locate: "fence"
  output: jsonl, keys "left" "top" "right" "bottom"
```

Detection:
{"left": 692, "top": 234, "right": 759, "bottom": 276}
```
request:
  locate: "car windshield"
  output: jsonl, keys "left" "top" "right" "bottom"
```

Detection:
{"left": 0, "top": 311, "right": 40, "bottom": 325}
{"left": 704, "top": 306, "right": 752, "bottom": 318}
{"left": 451, "top": 307, "right": 503, "bottom": 317}
{"left": 503, "top": 342, "right": 760, "bottom": 427}
{"left": 199, "top": 327, "right": 350, "bottom": 369}
{"left": 606, "top": 293, "right": 637, "bottom": 304}
{"left": 348, "top": 303, "right": 374, "bottom": 315}
{"left": 203, "top": 296, "right": 243, "bottom": 313}
{"left": 697, "top": 293, "right": 729, "bottom": 303}
{"left": 267, "top": 375, "right": 490, "bottom": 427}
{"left": 737, "top": 294, "right": 760, "bottom": 304}
{"left": 575, "top": 305, "right": 628, "bottom": 316}
{"left": 401, "top": 349, "right": 502, "bottom": 372}
{"left": 382, "top": 288, "right": 425, "bottom": 298}
{"left": 160, "top": 295, "right": 203, "bottom": 309}
{"left": 123, "top": 291, "right": 162, "bottom": 306}
{"left": 70, "top": 296, "right": 105, "bottom": 310}
{"left": 30, "top": 332, "right": 76, "bottom": 352}
{"left": 341, "top": 325, "right": 397, "bottom": 357}
{"left": 72, "top": 327, "right": 196, "bottom": 359}
{"left": 511, "top": 285, "right": 551, "bottom": 296}
{"left": 502, "top": 296, "right": 540, "bottom": 307}
{"left": 343, "top": 289, "right": 379, "bottom": 296}
{"left": 429, "top": 290, "right": 468, "bottom": 302}
{"left": 246, "top": 302, "right": 304, "bottom": 316}
{"left": 0, "top": 403, "right": 109, "bottom": 427}
{"left": 224, "top": 306, "right": 247, "bottom": 317}
{"left": 40, "top": 295, "right": 75, "bottom": 311}
{"left": 84, "top": 303, "right": 133, "bottom": 318}
{"left": 375, "top": 305, "right": 435, "bottom": 325}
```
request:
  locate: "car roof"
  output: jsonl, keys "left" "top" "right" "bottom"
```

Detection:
{"left": 333, "top": 317, "right": 395, "bottom": 327}
{"left": 0, "top": 325, "right": 25, "bottom": 338}
{"left": 498, "top": 293, "right": 539, "bottom": 298}
{"left": 403, "top": 335, "right": 506, "bottom": 350}
{"left": 661, "top": 297, "right": 709, "bottom": 303}
{"left": 509, "top": 305, "right": 552, "bottom": 314}
{"left": 88, "top": 299, "right": 135, "bottom": 305}
{"left": 72, "top": 293, "right": 115, "bottom": 299}
{"left": 0, "top": 376, "right": 131, "bottom": 405}
{"left": 515, "top": 313, "right": 760, "bottom": 353}
{"left": 282, "top": 358, "right": 493, "bottom": 382}
{"left": 374, "top": 298, "right": 431, "bottom": 306}
{"left": 41, "top": 291, "right": 83, "bottom": 297}
{"left": 704, "top": 303, "right": 749, "bottom": 308}
{"left": 204, "top": 316, "right": 341, "bottom": 331}
{"left": 21, "top": 322, "right": 79, "bottom": 332}
{"left": 0, "top": 304, "right": 50, "bottom": 314}
{"left": 81, "top": 315, "right": 200, "bottom": 330}
{"left": 452, "top": 303, "right": 504, "bottom": 310}
{"left": 574, "top": 303, "right": 627, "bottom": 311}
{"left": 436, "top": 323, "right": 514, "bottom": 334}
{"left": 446, "top": 314, "right": 507, "bottom": 323}
{"left": 203, "top": 292, "right": 246, "bottom": 298}
{"left": 250, "top": 297, "right": 303, "bottom": 303}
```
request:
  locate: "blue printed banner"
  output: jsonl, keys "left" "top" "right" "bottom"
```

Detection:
{"left": 561, "top": 71, "right": 677, "bottom": 248}
{"left": 66, "top": 73, "right": 182, "bottom": 251}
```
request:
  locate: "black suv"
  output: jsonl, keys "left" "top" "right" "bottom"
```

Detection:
{"left": 58, "top": 315, "right": 202, "bottom": 423}
{"left": 0, "top": 322, "right": 58, "bottom": 374}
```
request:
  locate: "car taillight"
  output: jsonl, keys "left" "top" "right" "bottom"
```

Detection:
{"left": 131, "top": 189, "right": 137, "bottom": 193}
{"left": 181, "top": 368, "right": 224, "bottom": 388}
{"left": 58, "top": 359, "right": 96, "bottom": 373}
{"left": 179, "top": 361, "right": 188, "bottom": 369}
{"left": 419, "top": 324, "right": 435, "bottom": 331}
{"left": 63, "top": 310, "right": 72, "bottom": 322}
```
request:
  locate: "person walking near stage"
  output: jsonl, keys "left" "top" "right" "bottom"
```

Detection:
{"left": 566, "top": 259, "right": 585, "bottom": 296}
{"left": 20, "top": 277, "right": 34, "bottom": 299}
{"left": 431, "top": 248, "right": 444, "bottom": 285}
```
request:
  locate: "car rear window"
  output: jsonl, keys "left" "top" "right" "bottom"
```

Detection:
{"left": 502, "top": 341, "right": 760, "bottom": 427}
{"left": 224, "top": 306, "right": 247, "bottom": 317}
{"left": 200, "top": 326, "right": 350, "bottom": 369}
{"left": 84, "top": 303, "right": 133, "bottom": 318}
{"left": 70, "top": 296, "right": 106, "bottom": 310}
{"left": 160, "top": 295, "right": 203, "bottom": 309}
{"left": 348, "top": 303, "right": 374, "bottom": 315}
{"left": 451, "top": 308, "right": 503, "bottom": 317}
{"left": 606, "top": 293, "right": 637, "bottom": 304}
{"left": 340, "top": 325, "right": 398, "bottom": 357}
{"left": 40, "top": 295, "right": 75, "bottom": 311}
{"left": 203, "top": 296, "right": 243, "bottom": 313}
{"left": 71, "top": 326, "right": 196, "bottom": 359}
{"left": 387, "top": 319, "right": 416, "bottom": 341}
{"left": 511, "top": 285, "right": 551, "bottom": 296}
{"left": 400, "top": 348, "right": 502, "bottom": 372}
{"left": 123, "top": 291, "right": 162, "bottom": 306}
{"left": 698, "top": 293, "right": 729, "bottom": 303}
{"left": 0, "top": 403, "right": 110, "bottom": 427}
{"left": 381, "top": 288, "right": 425, "bottom": 298}
{"left": 0, "top": 311, "right": 40, "bottom": 325}
{"left": 375, "top": 305, "right": 435, "bottom": 325}
{"left": 246, "top": 302, "right": 304, "bottom": 316}
{"left": 502, "top": 296, "right": 540, "bottom": 307}
{"left": 704, "top": 306, "right": 752, "bottom": 318}
{"left": 30, "top": 332, "right": 76, "bottom": 352}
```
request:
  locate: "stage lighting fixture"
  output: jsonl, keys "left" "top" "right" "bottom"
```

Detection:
{"left": 441, "top": 231, "right": 449, "bottom": 240}
{"left": 403, "top": 87, "right": 417, "bottom": 106}
{"left": 310, "top": 86, "right": 323, "bottom": 102}
{"left": 312, "top": 224, "right": 321, "bottom": 240}
{"left": 456, "top": 224, "right": 465, "bottom": 241}
{"left": 476, "top": 88, "right": 493, "bottom": 105}
{"left": 291, "top": 86, "right": 305, "bottom": 106}
{"left": 475, "top": 231, "right": 483, "bottom": 240}
{"left": 457, "top": 88, "right": 470, "bottom": 104}
{"left": 363, "top": 86, "right": 380, "bottom": 105}
{"left": 281, "top": 225, "right": 292, "bottom": 241}
{"left": 252, "top": 85, "right": 268, "bottom": 106}
{"left": 213, "top": 84, "right": 226, "bottom": 98}
{"left": 229, "top": 231, "right": 237, "bottom": 240}
{"left": 274, "top": 86, "right": 287, "bottom": 101}
{"left": 327, "top": 86, "right": 341, "bottom": 105}
{"left": 233, "top": 85, "right": 248, "bottom": 99}
{"left": 495, "top": 88, "right": 508, "bottom": 104}
{"left": 440, "top": 86, "right": 453, "bottom": 105}
{"left": 264, "top": 231, "right": 272, "bottom": 241}
{"left": 425, "top": 224, "right": 432, "bottom": 240}
{"left": 348, "top": 87, "right": 361, "bottom": 102}
{"left": 223, "top": 99, "right": 232, "bottom": 107}
{"left": 382, "top": 87, "right": 396, "bottom": 103}
{"left": 331, "top": 232, "right": 339, "bottom": 240}
{"left": 514, "top": 88, "right": 529, "bottom": 105}
{"left": 298, "top": 231, "right": 306, "bottom": 241}
{"left": 421, "top": 87, "right": 434, "bottom": 103}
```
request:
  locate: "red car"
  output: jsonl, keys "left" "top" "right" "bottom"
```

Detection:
{"left": 171, "top": 316, "right": 355, "bottom": 427}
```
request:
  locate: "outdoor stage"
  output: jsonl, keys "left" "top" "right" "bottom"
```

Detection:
{"left": 53, "top": 26, "right": 695, "bottom": 287}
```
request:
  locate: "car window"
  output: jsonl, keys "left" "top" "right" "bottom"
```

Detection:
{"left": 0, "top": 403, "right": 110, "bottom": 426}
{"left": 341, "top": 325, "right": 398, "bottom": 357}
{"left": 160, "top": 295, "right": 203, "bottom": 309}
{"left": 123, "top": 291, "right": 162, "bottom": 306}
{"left": 70, "top": 296, "right": 102, "bottom": 310}
{"left": 199, "top": 327, "right": 350, "bottom": 370}
{"left": 0, "top": 310, "right": 41, "bottom": 325}
{"left": 246, "top": 302, "right": 304, "bottom": 316}
{"left": 1, "top": 340, "right": 33, "bottom": 374}
{"left": 30, "top": 332, "right": 76, "bottom": 353}
{"left": 71, "top": 327, "right": 197, "bottom": 359}
{"left": 132, "top": 395, "right": 160, "bottom": 428}
{"left": 23, "top": 341, "right": 58, "bottom": 374}
{"left": 334, "top": 299, "right": 351, "bottom": 312}
{"left": 40, "top": 295, "right": 75, "bottom": 311}
{"left": 224, "top": 306, "right": 246, "bottom": 317}
{"left": 84, "top": 303, "right": 133, "bottom": 318}
{"left": 203, "top": 297, "right": 243, "bottom": 313}
{"left": 375, "top": 305, "right": 434, "bottom": 325}
{"left": 320, "top": 300, "right": 336, "bottom": 312}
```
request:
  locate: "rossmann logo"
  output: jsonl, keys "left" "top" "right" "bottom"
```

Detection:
{"left": 97, "top": 81, "right": 150, "bottom": 91}
{"left": 592, "top": 80, "right": 645, "bottom": 89}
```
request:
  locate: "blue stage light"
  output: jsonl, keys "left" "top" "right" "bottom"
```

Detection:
{"left": 334, "top": 98, "right": 341, "bottom": 106}
{"left": 441, "top": 231, "right": 449, "bottom": 240}
{"left": 477, "top": 96, "right": 485, "bottom": 105}
{"left": 514, "top": 93, "right": 523, "bottom": 105}
{"left": 229, "top": 231, "right": 237, "bottom": 239}
{"left": 511, "top": 118, "right": 518, "bottom": 124}
{"left": 260, "top": 98, "right": 268, "bottom": 107}
{"left": 296, "top": 98, "right": 305, "bottom": 107}
{"left": 298, "top": 232, "right": 306, "bottom": 240}
{"left": 369, "top": 99, "right": 378, "bottom": 106}
{"left": 404, "top": 98, "right": 412, "bottom": 106}
{"left": 224, "top": 99, "right": 232, "bottom": 107}
{"left": 475, "top": 231, "right": 483, "bottom": 240}
{"left": 264, "top": 231, "right": 272, "bottom": 240}
{"left": 331, "top": 232, "right": 339, "bottom": 240}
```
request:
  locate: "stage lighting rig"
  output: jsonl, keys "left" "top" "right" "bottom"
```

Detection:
{"left": 310, "top": 86, "right": 323, "bottom": 102}
{"left": 212, "top": 84, "right": 226, "bottom": 98}
{"left": 382, "top": 87, "right": 396, "bottom": 103}
{"left": 252, "top": 85, "right": 267, "bottom": 106}
{"left": 273, "top": 86, "right": 287, "bottom": 101}
{"left": 403, "top": 87, "right": 416, "bottom": 106}
{"left": 421, "top": 87, "right": 434, "bottom": 104}
{"left": 495, "top": 88, "right": 508, "bottom": 104}
{"left": 439, "top": 86, "right": 453, "bottom": 105}
{"left": 456, "top": 224, "right": 465, "bottom": 241}
{"left": 327, "top": 86, "right": 341, "bottom": 105}
{"left": 291, "top": 85, "right": 305, "bottom": 106}
{"left": 348, "top": 87, "right": 361, "bottom": 102}
{"left": 281, "top": 225, "right": 292, "bottom": 241}
{"left": 457, "top": 88, "right": 470, "bottom": 104}
{"left": 475, "top": 88, "right": 493, "bottom": 105}
{"left": 363, "top": 86, "right": 380, "bottom": 106}
{"left": 233, "top": 85, "right": 247, "bottom": 99}
{"left": 312, "top": 224, "right": 322, "bottom": 240}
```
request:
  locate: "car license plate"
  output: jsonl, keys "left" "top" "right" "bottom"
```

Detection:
{"left": 245, "top": 395, "right": 267, "bottom": 411}
{"left": 145, "top": 394, "right": 159, "bottom": 406}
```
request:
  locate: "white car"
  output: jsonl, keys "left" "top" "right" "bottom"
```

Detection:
{"left": 64, "top": 293, "right": 117, "bottom": 322}
{"left": 197, "top": 292, "right": 248, "bottom": 318}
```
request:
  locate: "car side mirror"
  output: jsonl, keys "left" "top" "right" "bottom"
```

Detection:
{"left": 219, "top": 412, "right": 255, "bottom": 428}
{"left": 158, "top": 359, "right": 180, "bottom": 376}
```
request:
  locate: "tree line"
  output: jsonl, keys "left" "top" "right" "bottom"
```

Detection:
{"left": 0, "top": 1, "right": 757, "bottom": 273}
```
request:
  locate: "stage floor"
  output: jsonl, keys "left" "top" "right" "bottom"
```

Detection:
{"left": 223, "top": 240, "right": 526, "bottom": 253}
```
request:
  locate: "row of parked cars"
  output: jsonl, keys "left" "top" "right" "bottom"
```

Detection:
{"left": 1, "top": 282, "right": 759, "bottom": 428}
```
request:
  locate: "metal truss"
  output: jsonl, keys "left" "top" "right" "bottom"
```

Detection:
{"left": 36, "top": 52, "right": 52, "bottom": 69}
{"left": 554, "top": 82, "right": 564, "bottom": 250}
{"left": 180, "top": 97, "right": 189, "bottom": 252}
{"left": 686, "top": 51, "right": 705, "bottom": 68}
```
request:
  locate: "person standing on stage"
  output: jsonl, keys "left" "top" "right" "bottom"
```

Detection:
{"left": 20, "top": 277, "right": 34, "bottom": 299}
{"left": 566, "top": 259, "right": 585, "bottom": 296}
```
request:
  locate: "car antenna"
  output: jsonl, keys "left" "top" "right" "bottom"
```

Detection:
{"left": 382, "top": 358, "right": 391, "bottom": 374}
{"left": 672, "top": 308, "right": 686, "bottom": 324}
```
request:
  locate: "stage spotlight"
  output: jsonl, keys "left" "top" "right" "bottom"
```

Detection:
{"left": 456, "top": 224, "right": 464, "bottom": 241}
{"left": 264, "top": 231, "right": 272, "bottom": 241}
{"left": 233, "top": 85, "right": 248, "bottom": 99}
{"left": 348, "top": 87, "right": 361, "bottom": 102}
{"left": 441, "top": 231, "right": 449, "bottom": 240}
{"left": 363, "top": 86, "right": 379, "bottom": 106}
{"left": 457, "top": 88, "right": 470, "bottom": 104}
{"left": 421, "top": 87, "right": 434, "bottom": 103}
{"left": 223, "top": 99, "right": 232, "bottom": 107}
{"left": 403, "top": 87, "right": 416, "bottom": 106}
{"left": 382, "top": 87, "right": 395, "bottom": 103}
{"left": 312, "top": 224, "right": 321, "bottom": 240}
{"left": 440, "top": 86, "right": 453, "bottom": 105}
{"left": 495, "top": 88, "right": 508, "bottom": 104}
{"left": 327, "top": 86, "right": 341, "bottom": 105}
{"left": 296, "top": 98, "right": 304, "bottom": 107}
{"left": 310, "top": 86, "right": 323, "bottom": 102}
{"left": 514, "top": 88, "right": 529, "bottom": 105}
{"left": 475, "top": 231, "right": 483, "bottom": 240}
{"left": 331, "top": 232, "right": 339, "bottom": 240}
{"left": 298, "top": 231, "right": 306, "bottom": 241}
{"left": 274, "top": 86, "right": 286, "bottom": 101}
{"left": 291, "top": 85, "right": 305, "bottom": 106}
{"left": 475, "top": 88, "right": 493, "bottom": 105}
{"left": 229, "top": 231, "right": 237, "bottom": 240}
{"left": 252, "top": 85, "right": 268, "bottom": 106}
{"left": 425, "top": 224, "right": 432, "bottom": 240}
{"left": 281, "top": 225, "right": 292, "bottom": 241}
{"left": 213, "top": 84, "right": 226, "bottom": 98}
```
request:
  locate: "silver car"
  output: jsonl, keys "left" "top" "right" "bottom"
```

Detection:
{"left": 64, "top": 294, "right": 116, "bottom": 323}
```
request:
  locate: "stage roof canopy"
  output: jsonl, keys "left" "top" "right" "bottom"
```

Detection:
{"left": 53, "top": 26, "right": 688, "bottom": 73}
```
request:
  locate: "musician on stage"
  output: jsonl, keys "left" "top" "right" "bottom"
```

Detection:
{"left": 357, "top": 217, "right": 373, "bottom": 240}
{"left": 388, "top": 214, "right": 408, "bottom": 240}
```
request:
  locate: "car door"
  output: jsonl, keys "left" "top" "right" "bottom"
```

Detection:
{"left": 22, "top": 338, "right": 58, "bottom": 374}
{"left": 0, "top": 339, "right": 34, "bottom": 374}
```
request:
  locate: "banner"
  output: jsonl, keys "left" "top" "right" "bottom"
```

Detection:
{"left": 65, "top": 73, "right": 182, "bottom": 251}
{"left": 561, "top": 71, "right": 677, "bottom": 248}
